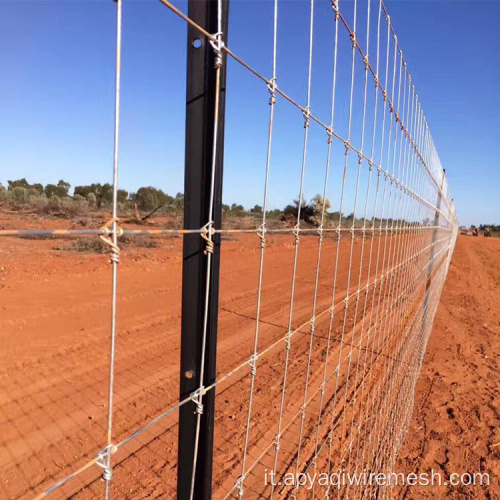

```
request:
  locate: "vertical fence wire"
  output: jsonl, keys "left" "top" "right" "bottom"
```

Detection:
{"left": 102, "top": 0, "right": 122, "bottom": 497}
{"left": 238, "top": 0, "right": 278, "bottom": 496}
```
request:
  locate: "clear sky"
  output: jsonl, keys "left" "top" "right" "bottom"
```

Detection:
{"left": 0, "top": 0, "right": 498, "bottom": 227}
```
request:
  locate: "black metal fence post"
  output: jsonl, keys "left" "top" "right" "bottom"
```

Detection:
{"left": 177, "top": 0, "right": 229, "bottom": 498}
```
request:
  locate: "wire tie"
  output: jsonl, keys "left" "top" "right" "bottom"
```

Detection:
{"left": 191, "top": 387, "right": 206, "bottom": 415}
{"left": 302, "top": 107, "right": 311, "bottom": 128}
{"left": 267, "top": 77, "right": 277, "bottom": 105}
{"left": 274, "top": 434, "right": 281, "bottom": 451}
{"left": 236, "top": 476, "right": 244, "bottom": 498}
{"left": 300, "top": 404, "right": 306, "bottom": 419}
{"left": 209, "top": 32, "right": 224, "bottom": 68}
{"left": 332, "top": 0, "right": 339, "bottom": 20}
{"left": 248, "top": 354, "right": 258, "bottom": 376}
{"left": 327, "top": 127, "right": 333, "bottom": 144}
{"left": 257, "top": 223, "right": 266, "bottom": 249}
{"left": 350, "top": 31, "right": 357, "bottom": 48}
{"left": 292, "top": 224, "right": 300, "bottom": 245}
{"left": 317, "top": 224, "right": 324, "bottom": 242}
{"left": 99, "top": 217, "right": 122, "bottom": 265}
{"left": 344, "top": 296, "right": 349, "bottom": 309}
{"left": 96, "top": 444, "right": 118, "bottom": 483}
{"left": 201, "top": 221, "right": 214, "bottom": 255}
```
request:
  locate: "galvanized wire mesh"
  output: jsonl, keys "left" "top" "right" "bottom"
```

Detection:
{"left": 1, "top": 0, "right": 457, "bottom": 498}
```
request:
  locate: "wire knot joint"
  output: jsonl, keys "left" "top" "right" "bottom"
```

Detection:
{"left": 100, "top": 218, "right": 122, "bottom": 265}
{"left": 209, "top": 32, "right": 224, "bottom": 68}
{"left": 201, "top": 221, "right": 215, "bottom": 255}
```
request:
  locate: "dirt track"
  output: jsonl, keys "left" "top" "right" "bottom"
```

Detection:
{"left": 396, "top": 236, "right": 500, "bottom": 499}
{"left": 1, "top": 214, "right": 497, "bottom": 499}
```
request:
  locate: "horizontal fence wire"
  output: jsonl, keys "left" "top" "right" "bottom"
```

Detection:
{"left": 3, "top": 0, "right": 458, "bottom": 498}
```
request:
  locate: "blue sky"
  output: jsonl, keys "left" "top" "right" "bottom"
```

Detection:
{"left": 0, "top": 0, "right": 498, "bottom": 226}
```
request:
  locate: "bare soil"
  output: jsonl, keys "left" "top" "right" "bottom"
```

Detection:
{"left": 0, "top": 212, "right": 497, "bottom": 499}
{"left": 396, "top": 236, "right": 500, "bottom": 499}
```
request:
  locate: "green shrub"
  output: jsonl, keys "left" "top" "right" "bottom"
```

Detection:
{"left": 48, "top": 195, "right": 62, "bottom": 212}
{"left": 60, "top": 197, "right": 87, "bottom": 217}
{"left": 29, "top": 195, "right": 49, "bottom": 212}
{"left": 12, "top": 186, "right": 28, "bottom": 204}
{"left": 86, "top": 192, "right": 96, "bottom": 208}
{"left": 71, "top": 238, "right": 106, "bottom": 254}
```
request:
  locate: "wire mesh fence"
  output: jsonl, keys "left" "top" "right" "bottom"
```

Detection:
{"left": 0, "top": 0, "right": 457, "bottom": 498}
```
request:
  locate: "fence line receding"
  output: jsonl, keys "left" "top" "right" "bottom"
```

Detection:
{"left": 1, "top": 0, "right": 458, "bottom": 499}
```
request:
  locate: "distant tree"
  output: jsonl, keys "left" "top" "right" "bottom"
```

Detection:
{"left": 44, "top": 184, "right": 58, "bottom": 198}
{"left": 98, "top": 183, "right": 113, "bottom": 207}
{"left": 7, "top": 178, "right": 30, "bottom": 190}
{"left": 45, "top": 180, "right": 70, "bottom": 199}
{"left": 117, "top": 189, "right": 128, "bottom": 204}
{"left": 7, "top": 178, "right": 42, "bottom": 195}
{"left": 282, "top": 197, "right": 314, "bottom": 222}
{"left": 250, "top": 204, "right": 263, "bottom": 214}
{"left": 173, "top": 192, "right": 184, "bottom": 211}
{"left": 74, "top": 183, "right": 112, "bottom": 208}
{"left": 134, "top": 186, "right": 173, "bottom": 212}
{"left": 309, "top": 195, "right": 331, "bottom": 226}
{"left": 283, "top": 204, "right": 296, "bottom": 218}
{"left": 266, "top": 209, "right": 283, "bottom": 219}
{"left": 230, "top": 203, "right": 246, "bottom": 216}
{"left": 57, "top": 180, "right": 71, "bottom": 195}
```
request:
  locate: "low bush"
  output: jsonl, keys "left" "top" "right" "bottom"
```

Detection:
{"left": 71, "top": 238, "right": 106, "bottom": 254}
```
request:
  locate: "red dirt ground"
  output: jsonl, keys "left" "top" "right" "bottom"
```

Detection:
{"left": 0, "top": 212, "right": 497, "bottom": 499}
{"left": 396, "top": 236, "right": 500, "bottom": 499}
